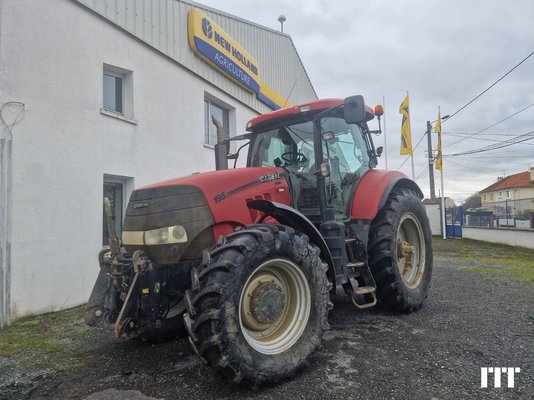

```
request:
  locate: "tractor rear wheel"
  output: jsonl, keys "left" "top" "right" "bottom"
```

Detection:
{"left": 184, "top": 224, "right": 331, "bottom": 385}
{"left": 368, "top": 188, "right": 432, "bottom": 312}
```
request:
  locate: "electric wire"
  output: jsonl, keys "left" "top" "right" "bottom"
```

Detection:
{"left": 446, "top": 133, "right": 534, "bottom": 146}
{"left": 443, "top": 50, "right": 534, "bottom": 123}
{"left": 445, "top": 130, "right": 534, "bottom": 157}
{"left": 447, "top": 102, "right": 534, "bottom": 146}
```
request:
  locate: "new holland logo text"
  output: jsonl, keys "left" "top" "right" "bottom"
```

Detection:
{"left": 201, "top": 18, "right": 258, "bottom": 76}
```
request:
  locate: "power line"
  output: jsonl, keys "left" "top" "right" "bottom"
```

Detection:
{"left": 446, "top": 133, "right": 534, "bottom": 146}
{"left": 446, "top": 155, "right": 533, "bottom": 159}
{"left": 415, "top": 165, "right": 429, "bottom": 181}
{"left": 445, "top": 158, "right": 505, "bottom": 176}
{"left": 446, "top": 132, "right": 528, "bottom": 137}
{"left": 445, "top": 130, "right": 534, "bottom": 157}
{"left": 447, "top": 102, "right": 534, "bottom": 146}
{"left": 444, "top": 50, "right": 534, "bottom": 123}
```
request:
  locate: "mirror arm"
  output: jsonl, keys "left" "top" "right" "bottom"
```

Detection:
{"left": 368, "top": 116, "right": 382, "bottom": 135}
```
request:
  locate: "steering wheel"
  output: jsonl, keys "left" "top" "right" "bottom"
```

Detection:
{"left": 281, "top": 151, "right": 307, "bottom": 166}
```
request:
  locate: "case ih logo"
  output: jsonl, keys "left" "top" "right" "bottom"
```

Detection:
{"left": 202, "top": 18, "right": 213, "bottom": 38}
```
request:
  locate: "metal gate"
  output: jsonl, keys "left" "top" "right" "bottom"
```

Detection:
{"left": 445, "top": 206, "right": 463, "bottom": 238}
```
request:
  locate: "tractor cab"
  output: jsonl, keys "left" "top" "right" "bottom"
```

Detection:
{"left": 246, "top": 97, "right": 381, "bottom": 223}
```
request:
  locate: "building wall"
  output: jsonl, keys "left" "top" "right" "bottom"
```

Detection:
{"left": 481, "top": 187, "right": 534, "bottom": 216}
{"left": 2, "top": 0, "right": 292, "bottom": 317}
{"left": 75, "top": 0, "right": 317, "bottom": 112}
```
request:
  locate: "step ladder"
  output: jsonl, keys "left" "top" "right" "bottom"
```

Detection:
{"left": 343, "top": 238, "right": 377, "bottom": 309}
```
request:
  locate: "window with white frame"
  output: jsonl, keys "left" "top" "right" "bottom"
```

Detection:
{"left": 102, "top": 64, "right": 133, "bottom": 119}
{"left": 204, "top": 98, "right": 229, "bottom": 146}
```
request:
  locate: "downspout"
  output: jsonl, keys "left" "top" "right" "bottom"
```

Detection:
{"left": 0, "top": 115, "right": 12, "bottom": 328}
{"left": 0, "top": 0, "right": 11, "bottom": 328}
{"left": 0, "top": 101, "right": 26, "bottom": 328}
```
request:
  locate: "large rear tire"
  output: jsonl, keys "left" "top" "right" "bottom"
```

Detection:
{"left": 185, "top": 224, "right": 332, "bottom": 385}
{"left": 368, "top": 188, "right": 432, "bottom": 312}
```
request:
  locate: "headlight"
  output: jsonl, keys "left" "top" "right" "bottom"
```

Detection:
{"left": 122, "top": 225, "right": 188, "bottom": 246}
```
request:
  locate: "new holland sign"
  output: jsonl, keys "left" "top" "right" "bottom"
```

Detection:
{"left": 188, "top": 8, "right": 287, "bottom": 110}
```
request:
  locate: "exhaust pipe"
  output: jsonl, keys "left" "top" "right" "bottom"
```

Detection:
{"left": 212, "top": 115, "right": 228, "bottom": 170}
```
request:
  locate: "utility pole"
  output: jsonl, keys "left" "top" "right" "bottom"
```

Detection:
{"left": 426, "top": 120, "right": 436, "bottom": 200}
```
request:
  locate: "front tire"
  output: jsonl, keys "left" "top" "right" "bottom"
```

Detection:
{"left": 368, "top": 188, "right": 433, "bottom": 312}
{"left": 185, "top": 224, "right": 331, "bottom": 385}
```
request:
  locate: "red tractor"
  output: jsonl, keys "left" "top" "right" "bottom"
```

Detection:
{"left": 86, "top": 95, "right": 432, "bottom": 385}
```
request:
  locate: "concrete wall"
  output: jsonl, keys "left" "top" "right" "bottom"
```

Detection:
{"left": 462, "top": 227, "right": 534, "bottom": 250}
{"left": 1, "top": 0, "right": 262, "bottom": 317}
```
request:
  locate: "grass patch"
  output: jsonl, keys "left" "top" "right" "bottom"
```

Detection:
{"left": 0, "top": 306, "right": 85, "bottom": 359}
{"left": 434, "top": 238, "right": 534, "bottom": 284}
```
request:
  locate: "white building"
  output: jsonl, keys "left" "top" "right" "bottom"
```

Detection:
{"left": 0, "top": 0, "right": 316, "bottom": 326}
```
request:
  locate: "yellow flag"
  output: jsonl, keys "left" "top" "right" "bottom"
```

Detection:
{"left": 399, "top": 94, "right": 413, "bottom": 156}
{"left": 434, "top": 111, "right": 443, "bottom": 172}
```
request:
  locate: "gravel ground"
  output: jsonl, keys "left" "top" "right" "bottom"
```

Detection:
{"left": 1, "top": 238, "right": 533, "bottom": 400}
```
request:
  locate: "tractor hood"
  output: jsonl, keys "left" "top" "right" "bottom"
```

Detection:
{"left": 122, "top": 167, "right": 291, "bottom": 264}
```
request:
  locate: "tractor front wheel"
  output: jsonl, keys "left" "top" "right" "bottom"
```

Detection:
{"left": 368, "top": 188, "right": 433, "bottom": 312}
{"left": 184, "top": 224, "right": 331, "bottom": 385}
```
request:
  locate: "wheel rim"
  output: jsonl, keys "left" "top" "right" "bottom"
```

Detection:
{"left": 239, "top": 258, "right": 311, "bottom": 355}
{"left": 396, "top": 213, "right": 426, "bottom": 288}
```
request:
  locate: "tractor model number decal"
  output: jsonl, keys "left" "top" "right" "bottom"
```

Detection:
{"left": 214, "top": 192, "right": 227, "bottom": 203}
{"left": 213, "top": 173, "right": 285, "bottom": 203}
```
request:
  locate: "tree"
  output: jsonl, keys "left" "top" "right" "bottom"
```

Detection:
{"left": 462, "top": 193, "right": 482, "bottom": 209}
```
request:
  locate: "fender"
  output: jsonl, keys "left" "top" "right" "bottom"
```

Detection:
{"left": 351, "top": 170, "right": 424, "bottom": 221}
{"left": 247, "top": 200, "right": 336, "bottom": 284}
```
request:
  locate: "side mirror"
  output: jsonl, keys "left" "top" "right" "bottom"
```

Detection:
{"left": 376, "top": 146, "right": 383, "bottom": 157}
{"left": 343, "top": 95, "right": 366, "bottom": 124}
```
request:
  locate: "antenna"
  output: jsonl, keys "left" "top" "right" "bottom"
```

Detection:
{"left": 282, "top": 78, "right": 297, "bottom": 108}
{"left": 278, "top": 15, "right": 286, "bottom": 33}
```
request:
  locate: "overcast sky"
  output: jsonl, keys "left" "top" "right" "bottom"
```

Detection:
{"left": 199, "top": 0, "right": 534, "bottom": 202}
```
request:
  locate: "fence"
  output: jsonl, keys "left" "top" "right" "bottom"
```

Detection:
{"left": 464, "top": 197, "right": 534, "bottom": 229}
{"left": 465, "top": 197, "right": 534, "bottom": 229}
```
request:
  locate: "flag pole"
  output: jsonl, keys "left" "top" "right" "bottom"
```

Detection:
{"left": 407, "top": 91, "right": 414, "bottom": 180}
{"left": 437, "top": 105, "right": 447, "bottom": 239}
{"left": 383, "top": 95, "right": 388, "bottom": 169}
{"left": 441, "top": 168, "right": 446, "bottom": 239}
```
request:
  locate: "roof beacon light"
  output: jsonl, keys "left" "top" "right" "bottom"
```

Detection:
{"left": 374, "top": 105, "right": 384, "bottom": 118}
{"left": 299, "top": 105, "right": 311, "bottom": 113}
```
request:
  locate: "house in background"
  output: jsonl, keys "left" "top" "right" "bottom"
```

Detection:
{"left": 479, "top": 169, "right": 534, "bottom": 224}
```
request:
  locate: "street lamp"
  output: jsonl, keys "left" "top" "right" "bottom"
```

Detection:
{"left": 278, "top": 15, "right": 286, "bottom": 33}
{"left": 426, "top": 114, "right": 449, "bottom": 200}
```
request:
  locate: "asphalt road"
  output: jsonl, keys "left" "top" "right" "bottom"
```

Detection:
{"left": 1, "top": 239, "right": 533, "bottom": 399}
